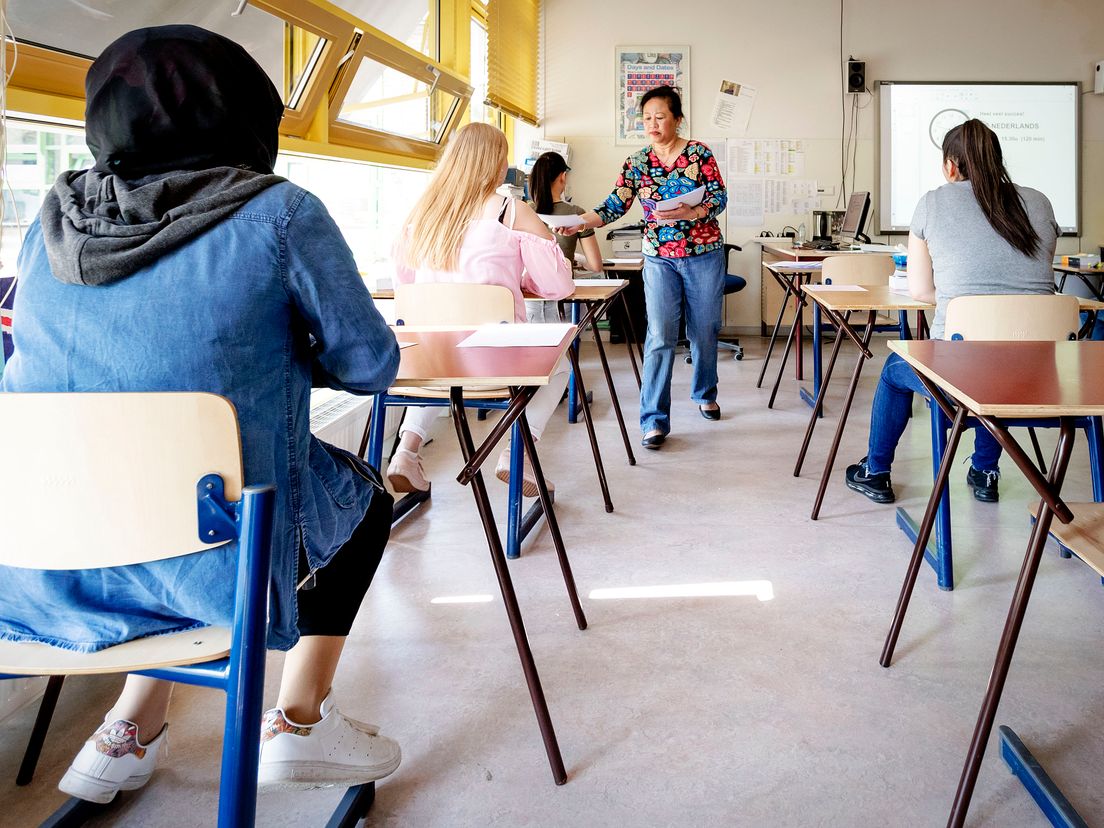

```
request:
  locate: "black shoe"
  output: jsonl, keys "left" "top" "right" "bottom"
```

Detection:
{"left": 966, "top": 466, "right": 999, "bottom": 502}
{"left": 845, "top": 457, "right": 896, "bottom": 504}
{"left": 641, "top": 431, "right": 666, "bottom": 450}
{"left": 699, "top": 404, "right": 721, "bottom": 421}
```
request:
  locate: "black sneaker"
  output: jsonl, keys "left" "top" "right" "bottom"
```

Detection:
{"left": 966, "top": 466, "right": 999, "bottom": 502}
{"left": 845, "top": 457, "right": 896, "bottom": 504}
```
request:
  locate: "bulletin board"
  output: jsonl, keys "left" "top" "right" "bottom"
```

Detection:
{"left": 615, "top": 46, "right": 689, "bottom": 145}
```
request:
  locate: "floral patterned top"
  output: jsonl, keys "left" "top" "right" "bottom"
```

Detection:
{"left": 593, "top": 140, "right": 727, "bottom": 258}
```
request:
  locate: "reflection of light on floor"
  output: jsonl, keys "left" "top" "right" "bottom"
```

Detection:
{"left": 430, "top": 594, "right": 495, "bottom": 604}
{"left": 588, "top": 581, "right": 775, "bottom": 602}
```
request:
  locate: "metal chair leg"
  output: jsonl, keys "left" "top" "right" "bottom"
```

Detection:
{"left": 17, "top": 675, "right": 65, "bottom": 786}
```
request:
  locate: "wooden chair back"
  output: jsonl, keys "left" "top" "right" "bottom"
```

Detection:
{"left": 395, "top": 283, "right": 514, "bottom": 326}
{"left": 945, "top": 294, "right": 1079, "bottom": 341}
{"left": 0, "top": 392, "right": 242, "bottom": 570}
{"left": 821, "top": 254, "right": 894, "bottom": 286}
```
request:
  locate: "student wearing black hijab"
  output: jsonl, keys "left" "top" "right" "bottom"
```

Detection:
{"left": 0, "top": 26, "right": 403, "bottom": 804}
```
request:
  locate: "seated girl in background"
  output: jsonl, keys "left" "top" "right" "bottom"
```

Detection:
{"left": 526, "top": 151, "right": 604, "bottom": 321}
{"left": 846, "top": 119, "right": 1058, "bottom": 505}
{"left": 387, "top": 123, "right": 574, "bottom": 496}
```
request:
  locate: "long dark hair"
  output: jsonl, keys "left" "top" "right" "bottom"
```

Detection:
{"left": 529, "top": 151, "right": 569, "bottom": 215}
{"left": 941, "top": 119, "right": 1040, "bottom": 257}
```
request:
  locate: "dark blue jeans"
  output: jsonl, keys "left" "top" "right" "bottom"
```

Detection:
{"left": 866, "top": 351, "right": 1001, "bottom": 475}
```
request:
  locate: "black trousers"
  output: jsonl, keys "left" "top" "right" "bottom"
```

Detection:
{"left": 296, "top": 489, "right": 394, "bottom": 637}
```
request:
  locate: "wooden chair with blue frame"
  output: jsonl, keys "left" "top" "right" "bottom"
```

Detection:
{"left": 0, "top": 392, "right": 337, "bottom": 826}
{"left": 889, "top": 293, "right": 1104, "bottom": 594}
{"left": 366, "top": 282, "right": 611, "bottom": 559}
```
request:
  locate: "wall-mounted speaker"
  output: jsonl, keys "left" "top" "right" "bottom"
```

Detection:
{"left": 847, "top": 59, "right": 866, "bottom": 94}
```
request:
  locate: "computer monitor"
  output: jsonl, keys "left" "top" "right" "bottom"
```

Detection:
{"left": 839, "top": 191, "right": 871, "bottom": 244}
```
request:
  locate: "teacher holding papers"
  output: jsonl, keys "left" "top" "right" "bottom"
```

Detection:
{"left": 565, "top": 85, "right": 728, "bottom": 449}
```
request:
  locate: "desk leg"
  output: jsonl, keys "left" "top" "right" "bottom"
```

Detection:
{"left": 768, "top": 283, "right": 807, "bottom": 409}
{"left": 567, "top": 303, "right": 581, "bottom": 424}
{"left": 947, "top": 419, "right": 1076, "bottom": 828}
{"left": 448, "top": 387, "right": 569, "bottom": 785}
{"left": 757, "top": 273, "right": 792, "bottom": 389}
{"left": 794, "top": 309, "right": 851, "bottom": 476}
{"left": 998, "top": 726, "right": 1090, "bottom": 828}
{"left": 617, "top": 292, "right": 643, "bottom": 389}
{"left": 566, "top": 345, "right": 614, "bottom": 512}
{"left": 881, "top": 401, "right": 969, "bottom": 667}
{"left": 590, "top": 301, "right": 636, "bottom": 466}
{"left": 512, "top": 391, "right": 588, "bottom": 632}
{"left": 794, "top": 279, "right": 805, "bottom": 381}
{"left": 811, "top": 311, "right": 876, "bottom": 520}
{"left": 799, "top": 302, "right": 825, "bottom": 414}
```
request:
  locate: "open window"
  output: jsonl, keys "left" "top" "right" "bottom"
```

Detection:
{"left": 328, "top": 27, "right": 471, "bottom": 161}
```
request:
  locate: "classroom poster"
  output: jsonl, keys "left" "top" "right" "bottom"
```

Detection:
{"left": 614, "top": 46, "right": 689, "bottom": 145}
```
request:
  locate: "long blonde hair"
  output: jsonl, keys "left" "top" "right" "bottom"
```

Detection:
{"left": 401, "top": 122, "right": 509, "bottom": 271}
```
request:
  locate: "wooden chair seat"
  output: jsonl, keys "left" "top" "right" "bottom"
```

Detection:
{"left": 0, "top": 626, "right": 231, "bottom": 676}
{"left": 1032, "top": 502, "right": 1104, "bottom": 578}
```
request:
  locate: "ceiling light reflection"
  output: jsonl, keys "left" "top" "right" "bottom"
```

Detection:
{"left": 430, "top": 594, "right": 495, "bottom": 604}
{"left": 588, "top": 581, "right": 774, "bottom": 602}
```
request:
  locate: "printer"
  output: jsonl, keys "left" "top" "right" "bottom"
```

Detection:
{"left": 606, "top": 221, "right": 644, "bottom": 254}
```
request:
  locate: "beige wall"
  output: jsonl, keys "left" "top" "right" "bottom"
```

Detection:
{"left": 543, "top": 0, "right": 1104, "bottom": 327}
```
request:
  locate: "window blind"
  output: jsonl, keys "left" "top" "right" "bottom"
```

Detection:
{"left": 486, "top": 0, "right": 539, "bottom": 126}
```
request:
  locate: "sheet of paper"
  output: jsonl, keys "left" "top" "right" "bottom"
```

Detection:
{"left": 727, "top": 139, "right": 806, "bottom": 178}
{"left": 523, "top": 138, "right": 570, "bottom": 171}
{"left": 804, "top": 283, "right": 865, "bottom": 291}
{"left": 603, "top": 256, "right": 644, "bottom": 265}
{"left": 727, "top": 179, "right": 764, "bottom": 226}
{"left": 398, "top": 341, "right": 418, "bottom": 349}
{"left": 458, "top": 323, "right": 573, "bottom": 348}
{"left": 573, "top": 278, "right": 627, "bottom": 287}
{"left": 700, "top": 137, "right": 726, "bottom": 175}
{"left": 538, "top": 213, "right": 586, "bottom": 229}
{"left": 769, "top": 261, "right": 823, "bottom": 270}
{"left": 710, "top": 80, "right": 757, "bottom": 134}
{"left": 641, "top": 186, "right": 708, "bottom": 225}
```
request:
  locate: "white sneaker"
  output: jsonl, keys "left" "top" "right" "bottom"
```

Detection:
{"left": 386, "top": 448, "right": 430, "bottom": 493}
{"left": 257, "top": 692, "right": 401, "bottom": 791}
{"left": 59, "top": 719, "right": 167, "bottom": 804}
{"left": 495, "top": 446, "right": 554, "bottom": 498}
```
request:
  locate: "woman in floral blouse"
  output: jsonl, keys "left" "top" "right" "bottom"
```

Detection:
{"left": 567, "top": 85, "right": 728, "bottom": 449}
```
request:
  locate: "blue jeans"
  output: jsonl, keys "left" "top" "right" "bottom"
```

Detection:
{"left": 867, "top": 352, "right": 1001, "bottom": 475}
{"left": 640, "top": 249, "right": 724, "bottom": 434}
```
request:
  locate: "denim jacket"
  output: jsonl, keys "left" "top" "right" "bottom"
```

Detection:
{"left": 0, "top": 182, "right": 399, "bottom": 651}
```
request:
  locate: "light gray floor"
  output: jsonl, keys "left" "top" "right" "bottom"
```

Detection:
{"left": 3, "top": 336, "right": 1102, "bottom": 827}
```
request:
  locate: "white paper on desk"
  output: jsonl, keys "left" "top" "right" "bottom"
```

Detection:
{"left": 769, "top": 260, "right": 823, "bottom": 270}
{"left": 398, "top": 341, "right": 418, "bottom": 349}
{"left": 804, "top": 283, "right": 865, "bottom": 291}
{"left": 604, "top": 256, "right": 643, "bottom": 264}
{"left": 728, "top": 179, "right": 764, "bottom": 226}
{"left": 710, "top": 80, "right": 756, "bottom": 134}
{"left": 574, "top": 278, "right": 627, "bottom": 286}
{"left": 537, "top": 213, "right": 586, "bottom": 229}
{"left": 458, "top": 323, "right": 573, "bottom": 348}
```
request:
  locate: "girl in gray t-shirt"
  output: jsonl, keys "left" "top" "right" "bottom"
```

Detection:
{"left": 846, "top": 119, "right": 1059, "bottom": 506}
